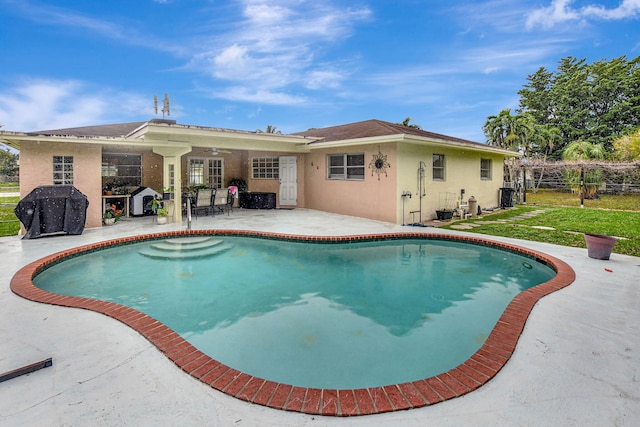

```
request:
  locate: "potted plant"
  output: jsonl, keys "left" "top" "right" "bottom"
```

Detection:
{"left": 584, "top": 233, "right": 617, "bottom": 260}
{"left": 156, "top": 207, "right": 169, "bottom": 224}
{"left": 103, "top": 204, "right": 123, "bottom": 225}
{"left": 102, "top": 182, "right": 113, "bottom": 196}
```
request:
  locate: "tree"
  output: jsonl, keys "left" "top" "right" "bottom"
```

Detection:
{"left": 517, "top": 55, "right": 640, "bottom": 158}
{"left": 483, "top": 109, "right": 531, "bottom": 185}
{"left": 562, "top": 140, "right": 606, "bottom": 199}
{"left": 483, "top": 109, "right": 518, "bottom": 151}
{"left": 517, "top": 67, "right": 554, "bottom": 126}
{"left": 529, "top": 124, "right": 562, "bottom": 192}
{"left": 612, "top": 128, "right": 640, "bottom": 161}
{"left": 0, "top": 148, "right": 18, "bottom": 177}
{"left": 262, "top": 125, "right": 281, "bottom": 134}
{"left": 399, "top": 117, "right": 422, "bottom": 129}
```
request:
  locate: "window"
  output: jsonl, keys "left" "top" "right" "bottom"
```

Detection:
{"left": 188, "top": 158, "right": 205, "bottom": 185}
{"left": 432, "top": 154, "right": 445, "bottom": 180}
{"left": 327, "top": 153, "right": 365, "bottom": 180}
{"left": 252, "top": 157, "right": 279, "bottom": 179}
{"left": 188, "top": 157, "right": 224, "bottom": 188}
{"left": 53, "top": 156, "right": 73, "bottom": 184}
{"left": 101, "top": 153, "right": 142, "bottom": 186}
{"left": 168, "top": 164, "right": 175, "bottom": 190}
{"left": 208, "top": 158, "right": 223, "bottom": 188}
{"left": 480, "top": 158, "right": 492, "bottom": 180}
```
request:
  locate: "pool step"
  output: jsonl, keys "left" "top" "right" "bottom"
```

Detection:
{"left": 138, "top": 237, "right": 233, "bottom": 260}
{"left": 150, "top": 238, "right": 224, "bottom": 252}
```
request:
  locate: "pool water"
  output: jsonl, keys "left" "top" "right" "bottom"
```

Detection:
{"left": 34, "top": 236, "right": 556, "bottom": 389}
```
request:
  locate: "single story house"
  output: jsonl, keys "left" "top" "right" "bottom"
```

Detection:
{"left": 0, "top": 119, "right": 519, "bottom": 229}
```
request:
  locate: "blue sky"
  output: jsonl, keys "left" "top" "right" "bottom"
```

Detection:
{"left": 1, "top": 0, "right": 639, "bottom": 144}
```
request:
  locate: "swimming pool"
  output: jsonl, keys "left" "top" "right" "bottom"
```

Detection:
{"left": 12, "top": 231, "right": 576, "bottom": 416}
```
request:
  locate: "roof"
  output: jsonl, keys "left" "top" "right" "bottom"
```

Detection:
{"left": 2, "top": 118, "right": 513, "bottom": 156}
{"left": 1, "top": 119, "right": 312, "bottom": 152}
{"left": 26, "top": 122, "right": 147, "bottom": 138}
{"left": 293, "top": 119, "right": 486, "bottom": 147}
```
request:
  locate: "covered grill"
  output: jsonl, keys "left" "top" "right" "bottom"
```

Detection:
{"left": 14, "top": 185, "right": 89, "bottom": 239}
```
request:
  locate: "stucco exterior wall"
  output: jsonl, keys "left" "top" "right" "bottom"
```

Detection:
{"left": 19, "top": 141, "right": 103, "bottom": 228}
{"left": 304, "top": 144, "right": 397, "bottom": 223}
{"left": 244, "top": 151, "right": 306, "bottom": 208}
{"left": 397, "top": 143, "right": 505, "bottom": 222}
{"left": 177, "top": 149, "right": 306, "bottom": 208}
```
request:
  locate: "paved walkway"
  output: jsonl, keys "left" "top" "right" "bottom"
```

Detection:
{"left": 1, "top": 209, "right": 639, "bottom": 426}
{"left": 449, "top": 209, "right": 550, "bottom": 230}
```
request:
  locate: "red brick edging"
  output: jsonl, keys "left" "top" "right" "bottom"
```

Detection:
{"left": 10, "top": 230, "right": 575, "bottom": 416}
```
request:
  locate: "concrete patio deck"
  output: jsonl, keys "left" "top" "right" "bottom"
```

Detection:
{"left": 1, "top": 209, "right": 638, "bottom": 426}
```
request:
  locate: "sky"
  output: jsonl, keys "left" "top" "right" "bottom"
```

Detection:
{"left": 1, "top": 0, "right": 639, "bottom": 146}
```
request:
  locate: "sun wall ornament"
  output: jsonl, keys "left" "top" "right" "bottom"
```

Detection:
{"left": 369, "top": 147, "right": 391, "bottom": 180}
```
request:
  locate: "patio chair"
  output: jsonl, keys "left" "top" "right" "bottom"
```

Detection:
{"left": 193, "top": 188, "right": 215, "bottom": 217}
{"left": 214, "top": 187, "right": 233, "bottom": 215}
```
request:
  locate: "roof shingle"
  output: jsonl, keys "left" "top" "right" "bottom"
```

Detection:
{"left": 27, "top": 122, "right": 146, "bottom": 138}
{"left": 293, "top": 119, "right": 485, "bottom": 147}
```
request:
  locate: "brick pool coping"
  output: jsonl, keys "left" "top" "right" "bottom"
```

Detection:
{"left": 11, "top": 230, "right": 576, "bottom": 417}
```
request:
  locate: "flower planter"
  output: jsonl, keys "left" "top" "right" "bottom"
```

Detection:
{"left": 157, "top": 216, "right": 168, "bottom": 225}
{"left": 584, "top": 233, "right": 617, "bottom": 260}
{"left": 103, "top": 218, "right": 115, "bottom": 226}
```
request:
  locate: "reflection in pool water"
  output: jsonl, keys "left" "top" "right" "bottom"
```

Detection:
{"left": 34, "top": 236, "right": 556, "bottom": 389}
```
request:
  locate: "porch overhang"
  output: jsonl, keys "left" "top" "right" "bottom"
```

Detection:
{"left": 127, "top": 121, "right": 317, "bottom": 153}
{"left": 1, "top": 121, "right": 322, "bottom": 153}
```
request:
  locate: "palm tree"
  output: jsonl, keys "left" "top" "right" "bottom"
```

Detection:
{"left": 562, "top": 140, "right": 606, "bottom": 199}
{"left": 399, "top": 117, "right": 422, "bottom": 129}
{"left": 484, "top": 109, "right": 527, "bottom": 186}
{"left": 262, "top": 125, "right": 281, "bottom": 134}
{"left": 483, "top": 109, "right": 517, "bottom": 150}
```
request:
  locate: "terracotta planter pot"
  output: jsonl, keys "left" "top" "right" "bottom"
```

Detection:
{"left": 584, "top": 233, "right": 617, "bottom": 260}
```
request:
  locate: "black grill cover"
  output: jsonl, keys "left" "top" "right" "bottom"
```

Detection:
{"left": 15, "top": 185, "right": 89, "bottom": 239}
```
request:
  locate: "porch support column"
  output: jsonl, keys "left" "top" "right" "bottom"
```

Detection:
{"left": 153, "top": 146, "right": 192, "bottom": 223}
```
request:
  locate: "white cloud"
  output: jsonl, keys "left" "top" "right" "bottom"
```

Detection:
{"left": 582, "top": 0, "right": 640, "bottom": 19}
{"left": 212, "top": 86, "right": 308, "bottom": 106}
{"left": 2, "top": 0, "right": 185, "bottom": 55}
{"left": 305, "top": 69, "right": 345, "bottom": 90}
{"left": 192, "top": 0, "right": 371, "bottom": 102}
{"left": 0, "top": 79, "right": 149, "bottom": 131}
{"left": 526, "top": 0, "right": 640, "bottom": 29}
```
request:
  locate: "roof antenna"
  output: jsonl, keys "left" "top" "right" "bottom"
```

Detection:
{"left": 162, "top": 93, "right": 171, "bottom": 119}
{"left": 153, "top": 94, "right": 171, "bottom": 119}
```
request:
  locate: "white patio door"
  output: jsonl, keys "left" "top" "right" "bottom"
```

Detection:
{"left": 279, "top": 156, "right": 297, "bottom": 206}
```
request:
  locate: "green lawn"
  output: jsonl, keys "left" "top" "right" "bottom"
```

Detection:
{"left": 525, "top": 188, "right": 640, "bottom": 211}
{"left": 0, "top": 196, "right": 20, "bottom": 237}
{"left": 442, "top": 191, "right": 640, "bottom": 257}
{"left": 0, "top": 182, "right": 19, "bottom": 193}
